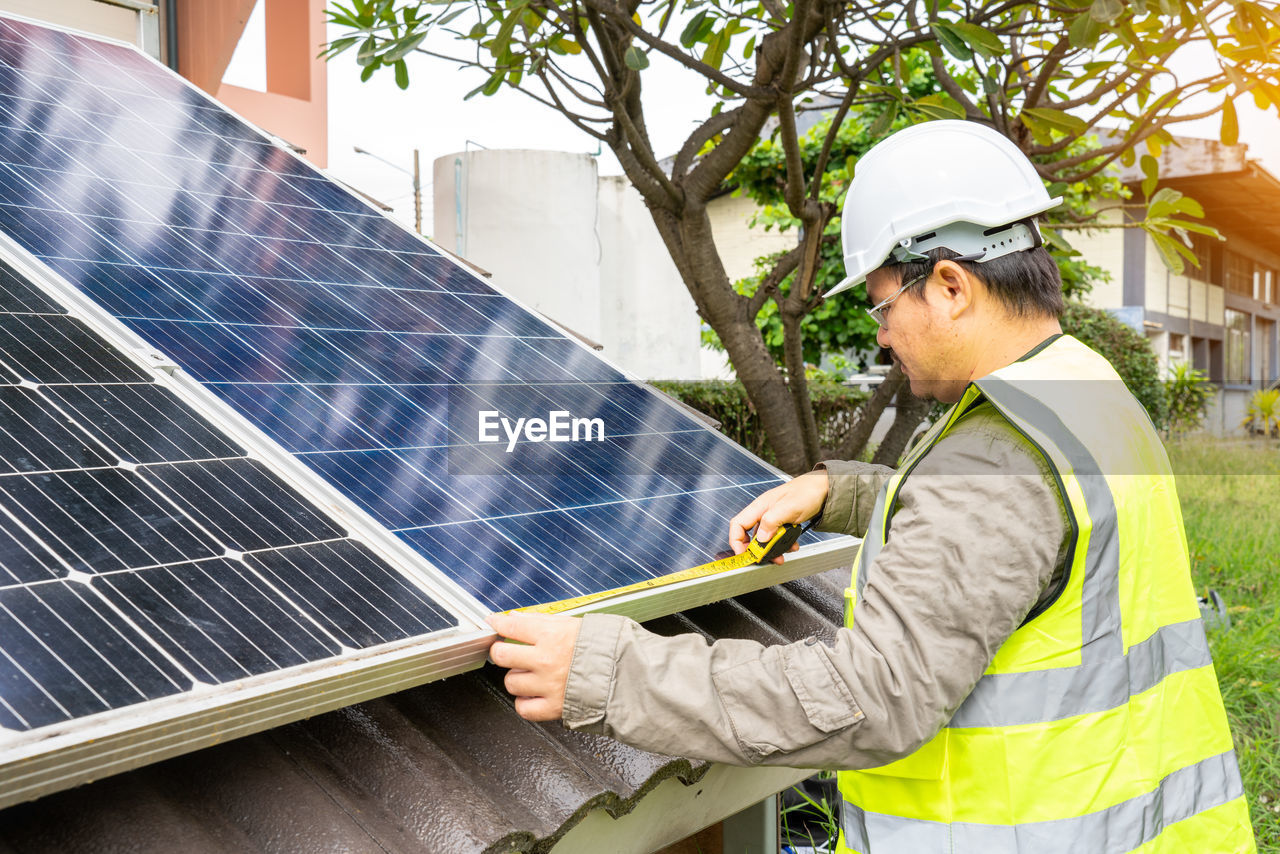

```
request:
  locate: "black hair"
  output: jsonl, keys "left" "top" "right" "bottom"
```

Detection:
{"left": 880, "top": 227, "right": 1063, "bottom": 319}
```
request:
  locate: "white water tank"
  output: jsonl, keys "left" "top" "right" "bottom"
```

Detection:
{"left": 433, "top": 149, "right": 602, "bottom": 344}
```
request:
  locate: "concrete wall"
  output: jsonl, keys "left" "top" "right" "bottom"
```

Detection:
{"left": 708, "top": 191, "right": 797, "bottom": 284}
{"left": 0, "top": 0, "right": 148, "bottom": 50}
{"left": 433, "top": 150, "right": 709, "bottom": 380}
{"left": 597, "top": 175, "right": 704, "bottom": 380}
{"left": 434, "top": 149, "right": 602, "bottom": 345}
{"left": 179, "top": 0, "right": 330, "bottom": 167}
{"left": 1071, "top": 207, "right": 1125, "bottom": 310}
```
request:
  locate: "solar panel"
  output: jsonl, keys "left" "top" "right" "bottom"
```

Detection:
{"left": 0, "top": 254, "right": 481, "bottom": 799}
{"left": 0, "top": 14, "right": 857, "bottom": 805}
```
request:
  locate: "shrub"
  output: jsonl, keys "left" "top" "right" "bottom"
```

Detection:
{"left": 651, "top": 380, "right": 869, "bottom": 465}
{"left": 1059, "top": 301, "right": 1168, "bottom": 430}
{"left": 1240, "top": 388, "right": 1280, "bottom": 438}
{"left": 1165, "top": 361, "right": 1214, "bottom": 436}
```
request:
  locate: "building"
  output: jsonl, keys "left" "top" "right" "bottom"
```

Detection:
{"left": 1070, "top": 136, "right": 1280, "bottom": 433}
{"left": 0, "top": 0, "right": 329, "bottom": 166}
{"left": 432, "top": 148, "right": 794, "bottom": 382}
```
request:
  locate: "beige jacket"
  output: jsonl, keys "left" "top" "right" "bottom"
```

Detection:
{"left": 560, "top": 405, "right": 1069, "bottom": 769}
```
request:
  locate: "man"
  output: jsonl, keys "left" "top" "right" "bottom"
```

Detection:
{"left": 487, "top": 121, "right": 1254, "bottom": 852}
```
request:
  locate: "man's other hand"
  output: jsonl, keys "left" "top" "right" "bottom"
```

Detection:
{"left": 486, "top": 611, "right": 582, "bottom": 721}
{"left": 729, "top": 470, "right": 829, "bottom": 561}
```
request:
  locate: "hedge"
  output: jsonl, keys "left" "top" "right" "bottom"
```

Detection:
{"left": 655, "top": 303, "right": 1166, "bottom": 464}
{"left": 1059, "top": 301, "right": 1169, "bottom": 430}
{"left": 651, "top": 380, "right": 870, "bottom": 466}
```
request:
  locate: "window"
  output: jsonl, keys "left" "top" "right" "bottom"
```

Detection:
{"left": 1224, "top": 309, "right": 1250, "bottom": 384}
{"left": 1168, "top": 333, "right": 1186, "bottom": 365}
{"left": 1257, "top": 319, "right": 1274, "bottom": 385}
{"left": 1225, "top": 251, "right": 1253, "bottom": 298}
{"left": 1184, "top": 232, "right": 1215, "bottom": 283}
{"left": 1257, "top": 266, "right": 1276, "bottom": 305}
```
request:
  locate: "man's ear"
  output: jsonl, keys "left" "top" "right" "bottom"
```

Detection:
{"left": 932, "top": 259, "right": 975, "bottom": 321}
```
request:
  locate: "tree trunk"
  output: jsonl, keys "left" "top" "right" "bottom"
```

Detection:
{"left": 871, "top": 383, "right": 932, "bottom": 467}
{"left": 834, "top": 363, "right": 907, "bottom": 461}
{"left": 645, "top": 201, "right": 812, "bottom": 474}
{"left": 780, "top": 301, "right": 821, "bottom": 470}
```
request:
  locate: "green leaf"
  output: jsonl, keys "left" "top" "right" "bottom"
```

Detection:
{"left": 1147, "top": 186, "right": 1183, "bottom": 219}
{"left": 1018, "top": 110, "right": 1055, "bottom": 146}
{"left": 938, "top": 20, "right": 1005, "bottom": 58}
{"left": 1177, "top": 194, "right": 1206, "bottom": 217}
{"left": 356, "top": 35, "right": 380, "bottom": 67}
{"left": 1090, "top": 0, "right": 1125, "bottom": 22}
{"left": 1220, "top": 96, "right": 1239, "bottom": 146}
{"left": 743, "top": 34, "right": 756, "bottom": 60}
{"left": 932, "top": 22, "right": 973, "bottom": 60}
{"left": 359, "top": 62, "right": 377, "bottom": 82}
{"left": 1041, "top": 226, "right": 1075, "bottom": 254}
{"left": 912, "top": 93, "right": 966, "bottom": 121}
{"left": 393, "top": 58, "right": 409, "bottom": 89}
{"left": 868, "top": 102, "right": 898, "bottom": 138}
{"left": 624, "top": 45, "right": 650, "bottom": 70}
{"left": 1020, "top": 107, "right": 1088, "bottom": 135}
{"left": 382, "top": 31, "right": 427, "bottom": 63}
{"left": 437, "top": 6, "right": 468, "bottom": 27}
{"left": 465, "top": 69, "right": 505, "bottom": 100}
{"left": 704, "top": 29, "right": 728, "bottom": 70}
{"left": 1140, "top": 154, "right": 1159, "bottom": 198}
{"left": 1069, "top": 13, "right": 1102, "bottom": 48}
{"left": 680, "top": 11, "right": 712, "bottom": 48}
{"left": 491, "top": 7, "right": 523, "bottom": 57}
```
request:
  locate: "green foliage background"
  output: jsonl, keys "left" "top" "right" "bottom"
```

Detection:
{"left": 652, "top": 380, "right": 868, "bottom": 466}
{"left": 1059, "top": 301, "right": 1168, "bottom": 430}
{"left": 703, "top": 52, "right": 1121, "bottom": 377}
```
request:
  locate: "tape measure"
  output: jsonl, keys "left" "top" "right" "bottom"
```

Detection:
{"left": 515, "top": 523, "right": 805, "bottom": 615}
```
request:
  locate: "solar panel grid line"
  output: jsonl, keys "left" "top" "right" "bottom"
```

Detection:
{"left": 0, "top": 11, "right": 853, "bottom": 624}
{"left": 0, "top": 613, "right": 493, "bottom": 806}
{"left": 0, "top": 12, "right": 796, "bottom": 493}
{"left": 0, "top": 248, "right": 496, "bottom": 807}
{"left": 0, "top": 234, "right": 492, "bottom": 629}
{"left": 0, "top": 300, "right": 470, "bottom": 676}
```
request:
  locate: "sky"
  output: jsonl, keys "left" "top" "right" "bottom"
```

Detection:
{"left": 223, "top": 7, "right": 1280, "bottom": 236}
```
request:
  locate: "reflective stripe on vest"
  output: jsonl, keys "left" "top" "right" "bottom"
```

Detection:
{"left": 837, "top": 336, "right": 1251, "bottom": 853}
{"left": 841, "top": 750, "right": 1244, "bottom": 854}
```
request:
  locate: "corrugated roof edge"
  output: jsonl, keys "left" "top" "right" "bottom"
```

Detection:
{"left": 0, "top": 569, "right": 849, "bottom": 854}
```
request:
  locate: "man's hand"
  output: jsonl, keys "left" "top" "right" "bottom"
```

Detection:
{"left": 729, "top": 470, "right": 829, "bottom": 560}
{"left": 486, "top": 611, "right": 582, "bottom": 721}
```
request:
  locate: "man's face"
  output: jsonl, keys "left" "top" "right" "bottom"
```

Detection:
{"left": 865, "top": 267, "right": 964, "bottom": 403}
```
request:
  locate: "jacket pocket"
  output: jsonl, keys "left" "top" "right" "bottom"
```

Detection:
{"left": 711, "top": 642, "right": 864, "bottom": 762}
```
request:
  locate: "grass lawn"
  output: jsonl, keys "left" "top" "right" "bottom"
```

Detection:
{"left": 1169, "top": 438, "right": 1280, "bottom": 851}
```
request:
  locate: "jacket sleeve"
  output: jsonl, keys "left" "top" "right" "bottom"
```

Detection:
{"left": 560, "top": 411, "right": 1068, "bottom": 769}
{"left": 813, "top": 459, "right": 896, "bottom": 537}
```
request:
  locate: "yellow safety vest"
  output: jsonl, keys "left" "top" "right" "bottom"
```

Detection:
{"left": 836, "top": 335, "right": 1254, "bottom": 854}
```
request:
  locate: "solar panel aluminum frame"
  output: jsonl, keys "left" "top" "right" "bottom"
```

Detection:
{"left": 0, "top": 238, "right": 495, "bottom": 809}
{"left": 0, "top": 14, "right": 861, "bottom": 804}
{"left": 0, "top": 12, "right": 860, "bottom": 623}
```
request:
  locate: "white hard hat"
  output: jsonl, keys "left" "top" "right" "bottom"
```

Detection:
{"left": 826, "top": 120, "right": 1062, "bottom": 298}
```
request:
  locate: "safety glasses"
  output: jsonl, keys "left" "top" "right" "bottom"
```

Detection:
{"left": 866, "top": 270, "right": 930, "bottom": 329}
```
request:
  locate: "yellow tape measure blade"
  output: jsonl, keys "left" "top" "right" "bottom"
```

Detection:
{"left": 514, "top": 523, "right": 804, "bottom": 615}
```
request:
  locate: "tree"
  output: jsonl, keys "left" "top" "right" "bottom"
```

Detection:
{"left": 328, "top": 0, "right": 1280, "bottom": 473}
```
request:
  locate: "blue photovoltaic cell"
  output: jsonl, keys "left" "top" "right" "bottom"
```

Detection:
{"left": 0, "top": 16, "right": 825, "bottom": 613}
{"left": 0, "top": 259, "right": 456, "bottom": 733}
